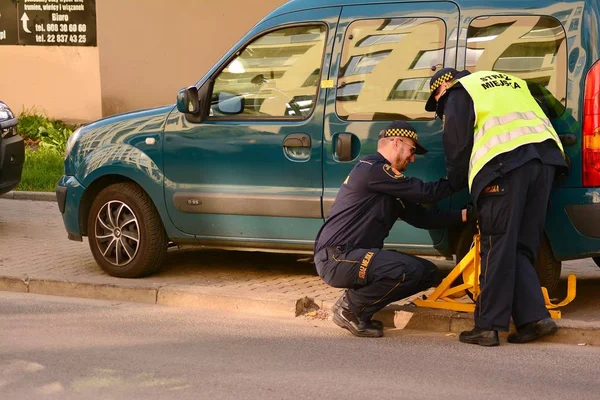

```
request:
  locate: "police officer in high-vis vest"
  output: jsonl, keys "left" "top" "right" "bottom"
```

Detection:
{"left": 425, "top": 68, "right": 568, "bottom": 346}
{"left": 314, "top": 121, "right": 474, "bottom": 338}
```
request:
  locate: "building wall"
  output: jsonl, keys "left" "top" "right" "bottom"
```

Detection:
{"left": 1, "top": 0, "right": 286, "bottom": 122}
{"left": 97, "top": 0, "right": 286, "bottom": 117}
{"left": 1, "top": 45, "right": 102, "bottom": 123}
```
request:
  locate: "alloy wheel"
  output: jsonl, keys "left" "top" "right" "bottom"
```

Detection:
{"left": 94, "top": 201, "right": 140, "bottom": 267}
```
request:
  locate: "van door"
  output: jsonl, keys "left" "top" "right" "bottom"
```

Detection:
{"left": 163, "top": 8, "right": 340, "bottom": 250}
{"left": 324, "top": 2, "right": 459, "bottom": 252}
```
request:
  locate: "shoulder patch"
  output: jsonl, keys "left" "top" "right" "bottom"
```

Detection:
{"left": 343, "top": 175, "right": 350, "bottom": 185}
{"left": 383, "top": 164, "right": 405, "bottom": 180}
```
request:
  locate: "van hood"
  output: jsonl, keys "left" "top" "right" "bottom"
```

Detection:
{"left": 80, "top": 104, "right": 175, "bottom": 133}
{"left": 65, "top": 104, "right": 175, "bottom": 176}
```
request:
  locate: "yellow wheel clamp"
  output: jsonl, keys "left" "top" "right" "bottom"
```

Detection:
{"left": 413, "top": 232, "right": 577, "bottom": 319}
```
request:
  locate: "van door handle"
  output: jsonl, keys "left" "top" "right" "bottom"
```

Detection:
{"left": 283, "top": 133, "right": 311, "bottom": 148}
{"left": 335, "top": 132, "right": 354, "bottom": 161}
{"left": 558, "top": 134, "right": 577, "bottom": 146}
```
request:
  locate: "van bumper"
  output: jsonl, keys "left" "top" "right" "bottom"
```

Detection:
{"left": 565, "top": 204, "right": 600, "bottom": 238}
{"left": 56, "top": 175, "right": 85, "bottom": 242}
{"left": 546, "top": 188, "right": 600, "bottom": 260}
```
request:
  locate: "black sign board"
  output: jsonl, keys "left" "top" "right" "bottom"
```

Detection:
{"left": 0, "top": 0, "right": 96, "bottom": 46}
{"left": 0, "top": 1, "right": 19, "bottom": 45}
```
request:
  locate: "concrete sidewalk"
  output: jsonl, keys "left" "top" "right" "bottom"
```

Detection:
{"left": 2, "top": 196, "right": 600, "bottom": 345}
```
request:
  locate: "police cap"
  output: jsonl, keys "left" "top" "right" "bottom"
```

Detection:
{"left": 378, "top": 120, "right": 428, "bottom": 155}
{"left": 425, "top": 67, "right": 458, "bottom": 112}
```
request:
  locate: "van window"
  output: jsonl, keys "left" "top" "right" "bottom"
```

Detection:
{"left": 466, "top": 16, "right": 567, "bottom": 117}
{"left": 336, "top": 18, "right": 446, "bottom": 121}
{"left": 210, "top": 25, "right": 327, "bottom": 119}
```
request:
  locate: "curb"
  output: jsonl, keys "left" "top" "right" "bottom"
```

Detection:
{"left": 0, "top": 191, "right": 56, "bottom": 202}
{"left": 2, "top": 275, "right": 599, "bottom": 346}
{"left": 158, "top": 285, "right": 295, "bottom": 318}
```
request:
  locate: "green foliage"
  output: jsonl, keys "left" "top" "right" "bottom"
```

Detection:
{"left": 17, "top": 107, "right": 76, "bottom": 152}
{"left": 16, "top": 148, "right": 64, "bottom": 192}
{"left": 17, "top": 107, "right": 48, "bottom": 140}
{"left": 38, "top": 121, "right": 73, "bottom": 154}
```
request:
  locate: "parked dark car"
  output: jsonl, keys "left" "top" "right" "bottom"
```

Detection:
{"left": 0, "top": 101, "right": 24, "bottom": 195}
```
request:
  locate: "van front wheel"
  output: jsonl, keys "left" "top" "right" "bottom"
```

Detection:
{"left": 87, "top": 183, "right": 168, "bottom": 278}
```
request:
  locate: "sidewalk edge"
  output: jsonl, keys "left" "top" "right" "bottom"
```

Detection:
{"left": 2, "top": 276, "right": 599, "bottom": 346}
{"left": 0, "top": 191, "right": 56, "bottom": 202}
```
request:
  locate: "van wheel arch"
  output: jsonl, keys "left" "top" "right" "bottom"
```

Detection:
{"left": 79, "top": 175, "right": 137, "bottom": 236}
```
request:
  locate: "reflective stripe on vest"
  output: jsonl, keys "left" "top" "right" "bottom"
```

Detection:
{"left": 456, "top": 71, "right": 564, "bottom": 191}
{"left": 474, "top": 111, "right": 554, "bottom": 143}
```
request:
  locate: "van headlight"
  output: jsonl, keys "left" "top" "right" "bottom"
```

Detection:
{"left": 65, "top": 127, "right": 82, "bottom": 158}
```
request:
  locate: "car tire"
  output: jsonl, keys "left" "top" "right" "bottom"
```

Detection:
{"left": 593, "top": 257, "right": 600, "bottom": 268}
{"left": 534, "top": 235, "right": 561, "bottom": 296}
{"left": 87, "top": 182, "right": 167, "bottom": 278}
{"left": 454, "top": 228, "right": 561, "bottom": 297}
{"left": 455, "top": 225, "right": 479, "bottom": 265}
{"left": 454, "top": 225, "right": 479, "bottom": 300}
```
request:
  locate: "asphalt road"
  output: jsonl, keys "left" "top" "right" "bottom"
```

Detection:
{"left": 1, "top": 292, "right": 599, "bottom": 400}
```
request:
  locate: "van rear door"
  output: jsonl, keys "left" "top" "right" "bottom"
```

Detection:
{"left": 323, "top": 2, "right": 460, "bottom": 253}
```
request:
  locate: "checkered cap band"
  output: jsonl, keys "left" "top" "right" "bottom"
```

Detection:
{"left": 381, "top": 128, "right": 418, "bottom": 140}
{"left": 429, "top": 72, "right": 454, "bottom": 93}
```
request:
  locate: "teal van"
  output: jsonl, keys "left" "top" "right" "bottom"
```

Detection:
{"left": 57, "top": 0, "right": 600, "bottom": 293}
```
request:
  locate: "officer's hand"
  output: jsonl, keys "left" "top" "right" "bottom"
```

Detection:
{"left": 464, "top": 204, "right": 478, "bottom": 223}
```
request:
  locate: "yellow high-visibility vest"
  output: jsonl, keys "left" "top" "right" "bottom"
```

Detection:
{"left": 455, "top": 71, "right": 565, "bottom": 190}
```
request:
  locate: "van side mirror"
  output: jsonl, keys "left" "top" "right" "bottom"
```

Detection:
{"left": 216, "top": 92, "right": 245, "bottom": 115}
{"left": 177, "top": 86, "right": 200, "bottom": 114}
{"left": 176, "top": 80, "right": 214, "bottom": 123}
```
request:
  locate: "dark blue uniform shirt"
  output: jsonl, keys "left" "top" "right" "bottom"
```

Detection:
{"left": 441, "top": 71, "right": 568, "bottom": 203}
{"left": 314, "top": 152, "right": 462, "bottom": 253}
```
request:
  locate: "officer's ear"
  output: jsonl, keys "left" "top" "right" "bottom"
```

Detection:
{"left": 434, "top": 84, "right": 447, "bottom": 102}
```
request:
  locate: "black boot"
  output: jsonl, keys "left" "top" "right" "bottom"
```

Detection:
{"left": 331, "top": 294, "right": 383, "bottom": 338}
{"left": 507, "top": 318, "right": 558, "bottom": 344}
{"left": 459, "top": 328, "right": 499, "bottom": 346}
{"left": 331, "top": 293, "right": 383, "bottom": 330}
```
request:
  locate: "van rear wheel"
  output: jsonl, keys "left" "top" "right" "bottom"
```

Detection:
{"left": 87, "top": 182, "right": 167, "bottom": 278}
{"left": 455, "top": 228, "right": 561, "bottom": 297}
{"left": 454, "top": 226, "right": 479, "bottom": 300}
{"left": 534, "top": 235, "right": 561, "bottom": 296}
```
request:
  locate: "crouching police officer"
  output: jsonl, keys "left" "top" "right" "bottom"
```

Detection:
{"left": 313, "top": 121, "right": 473, "bottom": 338}
{"left": 425, "top": 68, "right": 568, "bottom": 346}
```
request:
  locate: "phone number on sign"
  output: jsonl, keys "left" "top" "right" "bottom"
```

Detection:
{"left": 45, "top": 24, "right": 87, "bottom": 33}
{"left": 45, "top": 34, "right": 87, "bottom": 44}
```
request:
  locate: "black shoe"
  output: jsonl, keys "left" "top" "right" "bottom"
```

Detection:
{"left": 459, "top": 328, "right": 499, "bottom": 346}
{"left": 331, "top": 292, "right": 347, "bottom": 315}
{"left": 331, "top": 293, "right": 383, "bottom": 331}
{"left": 332, "top": 300, "right": 383, "bottom": 338}
{"left": 367, "top": 319, "right": 384, "bottom": 330}
{"left": 507, "top": 318, "right": 558, "bottom": 344}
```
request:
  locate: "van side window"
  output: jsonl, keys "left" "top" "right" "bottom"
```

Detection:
{"left": 209, "top": 25, "right": 327, "bottom": 119}
{"left": 336, "top": 18, "right": 446, "bottom": 121}
{"left": 467, "top": 16, "right": 567, "bottom": 117}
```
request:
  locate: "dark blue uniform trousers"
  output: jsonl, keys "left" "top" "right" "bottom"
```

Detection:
{"left": 474, "top": 159, "right": 555, "bottom": 331}
{"left": 314, "top": 247, "right": 439, "bottom": 321}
